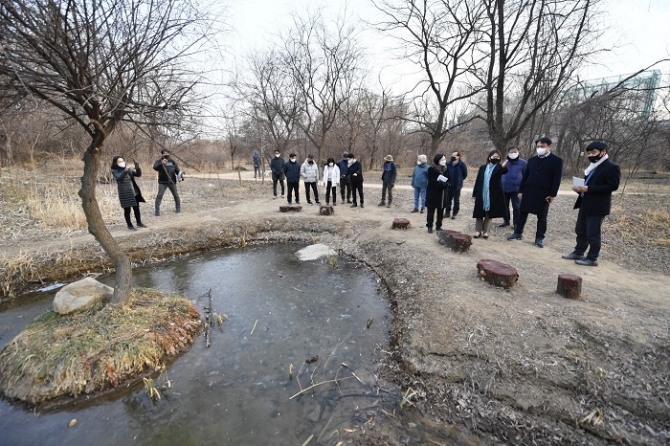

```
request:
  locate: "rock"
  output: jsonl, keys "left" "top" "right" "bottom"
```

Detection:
{"left": 437, "top": 229, "right": 472, "bottom": 253}
{"left": 294, "top": 244, "right": 337, "bottom": 261}
{"left": 319, "top": 205, "right": 335, "bottom": 215}
{"left": 392, "top": 218, "right": 411, "bottom": 229}
{"left": 476, "top": 259, "right": 518, "bottom": 289}
{"left": 53, "top": 277, "right": 113, "bottom": 314}
{"left": 279, "top": 205, "right": 302, "bottom": 212}
{"left": 557, "top": 274, "right": 582, "bottom": 299}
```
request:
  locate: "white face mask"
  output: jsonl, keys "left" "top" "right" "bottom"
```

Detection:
{"left": 275, "top": 153, "right": 280, "bottom": 157}
{"left": 508, "top": 152, "right": 519, "bottom": 160}
{"left": 328, "top": 162, "right": 334, "bottom": 167}
{"left": 439, "top": 159, "right": 447, "bottom": 166}
{"left": 118, "top": 162, "right": 126, "bottom": 168}
{"left": 290, "top": 158, "right": 296, "bottom": 163}
{"left": 348, "top": 159, "right": 354, "bottom": 165}
{"left": 536, "top": 148, "right": 548, "bottom": 157}
{"left": 417, "top": 160, "right": 421, "bottom": 165}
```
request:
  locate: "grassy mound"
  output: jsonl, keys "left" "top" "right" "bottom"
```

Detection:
{"left": 0, "top": 288, "right": 203, "bottom": 406}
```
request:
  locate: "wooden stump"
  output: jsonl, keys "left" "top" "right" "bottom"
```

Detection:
{"left": 279, "top": 205, "right": 302, "bottom": 212}
{"left": 476, "top": 259, "right": 518, "bottom": 289}
{"left": 557, "top": 274, "right": 582, "bottom": 299}
{"left": 437, "top": 229, "right": 472, "bottom": 253}
{"left": 319, "top": 205, "right": 335, "bottom": 215}
{"left": 392, "top": 218, "right": 411, "bottom": 230}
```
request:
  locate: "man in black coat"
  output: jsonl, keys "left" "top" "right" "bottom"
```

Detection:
{"left": 348, "top": 153, "right": 365, "bottom": 208}
{"left": 270, "top": 149, "right": 285, "bottom": 199}
{"left": 507, "top": 136, "right": 563, "bottom": 247}
{"left": 153, "top": 149, "right": 182, "bottom": 216}
{"left": 562, "top": 141, "right": 620, "bottom": 266}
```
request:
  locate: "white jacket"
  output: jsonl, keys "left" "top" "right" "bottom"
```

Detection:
{"left": 300, "top": 160, "right": 319, "bottom": 182}
{"left": 322, "top": 164, "right": 341, "bottom": 186}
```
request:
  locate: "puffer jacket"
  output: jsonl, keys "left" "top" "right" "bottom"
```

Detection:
{"left": 411, "top": 163, "right": 429, "bottom": 189}
{"left": 112, "top": 164, "right": 145, "bottom": 208}
{"left": 283, "top": 160, "right": 301, "bottom": 182}
{"left": 300, "top": 160, "right": 319, "bottom": 182}
{"left": 501, "top": 158, "right": 527, "bottom": 193}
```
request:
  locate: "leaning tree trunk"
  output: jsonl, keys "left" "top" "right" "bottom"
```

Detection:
{"left": 78, "top": 134, "right": 132, "bottom": 305}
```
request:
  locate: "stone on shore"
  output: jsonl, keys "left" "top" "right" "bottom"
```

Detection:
{"left": 53, "top": 277, "right": 113, "bottom": 315}
{"left": 295, "top": 244, "right": 337, "bottom": 261}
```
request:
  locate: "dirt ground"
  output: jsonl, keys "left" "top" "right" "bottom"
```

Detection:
{"left": 1, "top": 170, "right": 669, "bottom": 445}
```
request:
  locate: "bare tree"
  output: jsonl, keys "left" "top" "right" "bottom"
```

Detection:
{"left": 0, "top": 0, "right": 208, "bottom": 303}
{"left": 374, "top": 0, "right": 486, "bottom": 154}
{"left": 475, "top": 0, "right": 600, "bottom": 151}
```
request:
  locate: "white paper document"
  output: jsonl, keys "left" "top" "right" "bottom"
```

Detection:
{"left": 572, "top": 176, "right": 585, "bottom": 187}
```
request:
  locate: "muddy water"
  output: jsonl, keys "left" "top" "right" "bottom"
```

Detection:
{"left": 0, "top": 244, "right": 393, "bottom": 446}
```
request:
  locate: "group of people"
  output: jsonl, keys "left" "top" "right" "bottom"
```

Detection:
{"left": 270, "top": 150, "right": 365, "bottom": 207}
{"left": 113, "top": 138, "right": 620, "bottom": 266}
{"left": 111, "top": 150, "right": 183, "bottom": 230}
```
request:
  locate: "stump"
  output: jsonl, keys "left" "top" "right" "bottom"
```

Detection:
{"left": 392, "top": 218, "right": 411, "bottom": 230}
{"left": 557, "top": 274, "right": 582, "bottom": 299}
{"left": 476, "top": 259, "right": 518, "bottom": 289}
{"left": 437, "top": 229, "right": 472, "bottom": 253}
{"left": 279, "top": 205, "right": 302, "bottom": 212}
{"left": 319, "top": 205, "right": 335, "bottom": 215}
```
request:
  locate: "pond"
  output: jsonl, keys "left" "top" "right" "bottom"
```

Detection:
{"left": 0, "top": 243, "right": 394, "bottom": 446}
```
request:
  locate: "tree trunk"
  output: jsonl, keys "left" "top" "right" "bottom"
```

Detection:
{"left": 78, "top": 134, "right": 132, "bottom": 305}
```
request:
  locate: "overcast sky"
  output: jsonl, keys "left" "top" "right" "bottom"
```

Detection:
{"left": 224, "top": 0, "right": 670, "bottom": 87}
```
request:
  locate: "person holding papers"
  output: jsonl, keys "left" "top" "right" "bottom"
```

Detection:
{"left": 425, "top": 154, "right": 450, "bottom": 233}
{"left": 562, "top": 141, "right": 620, "bottom": 266}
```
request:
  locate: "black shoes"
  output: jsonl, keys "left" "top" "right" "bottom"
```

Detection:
{"left": 507, "top": 233, "right": 522, "bottom": 240}
{"left": 378, "top": 202, "right": 385, "bottom": 206}
{"left": 427, "top": 228, "right": 433, "bottom": 234}
{"left": 137, "top": 223, "right": 147, "bottom": 228}
{"left": 420, "top": 208, "right": 424, "bottom": 214}
{"left": 562, "top": 252, "right": 585, "bottom": 260}
{"left": 498, "top": 222, "right": 510, "bottom": 228}
{"left": 575, "top": 258, "right": 598, "bottom": 267}
{"left": 534, "top": 238, "right": 544, "bottom": 248}
{"left": 351, "top": 203, "right": 358, "bottom": 207}
{"left": 128, "top": 225, "right": 137, "bottom": 231}
{"left": 411, "top": 208, "right": 419, "bottom": 213}
{"left": 361, "top": 203, "right": 365, "bottom": 208}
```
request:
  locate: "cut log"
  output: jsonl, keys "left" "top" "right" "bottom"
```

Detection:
{"left": 437, "top": 229, "right": 472, "bottom": 253}
{"left": 319, "top": 205, "right": 335, "bottom": 215}
{"left": 557, "top": 274, "right": 582, "bottom": 299}
{"left": 279, "top": 205, "right": 302, "bottom": 212}
{"left": 476, "top": 259, "right": 518, "bottom": 289}
{"left": 392, "top": 218, "right": 411, "bottom": 230}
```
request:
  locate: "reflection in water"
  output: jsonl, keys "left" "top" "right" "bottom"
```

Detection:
{"left": 0, "top": 244, "right": 391, "bottom": 446}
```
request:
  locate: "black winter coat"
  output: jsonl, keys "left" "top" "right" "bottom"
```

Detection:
{"left": 271, "top": 156, "right": 285, "bottom": 180}
{"left": 283, "top": 160, "right": 301, "bottom": 182}
{"left": 348, "top": 160, "right": 364, "bottom": 183}
{"left": 153, "top": 158, "right": 181, "bottom": 184}
{"left": 425, "top": 165, "right": 449, "bottom": 208}
{"left": 573, "top": 159, "right": 620, "bottom": 216}
{"left": 381, "top": 161, "right": 397, "bottom": 185}
{"left": 472, "top": 163, "right": 507, "bottom": 218}
{"left": 519, "top": 153, "right": 563, "bottom": 214}
{"left": 112, "top": 165, "right": 145, "bottom": 208}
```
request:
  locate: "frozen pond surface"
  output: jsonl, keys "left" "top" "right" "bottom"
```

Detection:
{"left": 0, "top": 243, "right": 392, "bottom": 445}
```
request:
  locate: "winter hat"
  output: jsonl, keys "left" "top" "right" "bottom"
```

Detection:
{"left": 585, "top": 141, "right": 608, "bottom": 152}
{"left": 433, "top": 153, "right": 445, "bottom": 165}
{"left": 384, "top": 155, "right": 393, "bottom": 162}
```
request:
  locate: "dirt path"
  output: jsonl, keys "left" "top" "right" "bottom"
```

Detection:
{"left": 1, "top": 174, "right": 669, "bottom": 445}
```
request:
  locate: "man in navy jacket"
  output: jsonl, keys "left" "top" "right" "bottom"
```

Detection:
{"left": 562, "top": 141, "right": 620, "bottom": 266}
{"left": 507, "top": 136, "right": 563, "bottom": 247}
{"left": 500, "top": 146, "right": 527, "bottom": 229}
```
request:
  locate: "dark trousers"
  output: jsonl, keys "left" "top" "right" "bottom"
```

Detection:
{"left": 272, "top": 177, "right": 285, "bottom": 197}
{"left": 123, "top": 206, "right": 141, "bottom": 227}
{"left": 445, "top": 187, "right": 461, "bottom": 217}
{"left": 287, "top": 181, "right": 300, "bottom": 204}
{"left": 340, "top": 177, "right": 351, "bottom": 202}
{"left": 155, "top": 182, "right": 180, "bottom": 212}
{"left": 254, "top": 165, "right": 261, "bottom": 178}
{"left": 516, "top": 201, "right": 549, "bottom": 240}
{"left": 426, "top": 207, "right": 444, "bottom": 230}
{"left": 304, "top": 182, "right": 320, "bottom": 203}
{"left": 574, "top": 208, "right": 605, "bottom": 260}
{"left": 381, "top": 183, "right": 394, "bottom": 203}
{"left": 503, "top": 191, "right": 521, "bottom": 227}
{"left": 351, "top": 181, "right": 364, "bottom": 205}
{"left": 326, "top": 181, "right": 337, "bottom": 204}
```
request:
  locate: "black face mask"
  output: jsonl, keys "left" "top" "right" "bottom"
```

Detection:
{"left": 587, "top": 154, "right": 601, "bottom": 163}
{"left": 308, "top": 160, "right": 314, "bottom": 164}
{"left": 490, "top": 158, "right": 500, "bottom": 164}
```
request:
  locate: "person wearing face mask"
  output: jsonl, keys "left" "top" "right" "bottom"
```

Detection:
{"left": 347, "top": 153, "right": 365, "bottom": 208}
{"left": 322, "top": 157, "right": 341, "bottom": 205}
{"left": 507, "top": 136, "right": 563, "bottom": 248}
{"left": 444, "top": 151, "right": 468, "bottom": 219}
{"left": 500, "top": 146, "right": 527, "bottom": 229}
{"left": 472, "top": 149, "right": 508, "bottom": 239}
{"left": 153, "top": 149, "right": 182, "bottom": 216}
{"left": 425, "top": 154, "right": 450, "bottom": 233}
{"left": 378, "top": 155, "right": 397, "bottom": 208}
{"left": 562, "top": 141, "right": 620, "bottom": 266}
{"left": 337, "top": 151, "right": 352, "bottom": 204}
{"left": 111, "top": 155, "right": 146, "bottom": 231}
{"left": 411, "top": 154, "right": 429, "bottom": 213}
{"left": 300, "top": 154, "right": 320, "bottom": 205}
{"left": 270, "top": 149, "right": 286, "bottom": 199}
{"left": 283, "top": 153, "right": 301, "bottom": 205}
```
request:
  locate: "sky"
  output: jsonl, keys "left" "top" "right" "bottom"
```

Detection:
{"left": 223, "top": 0, "right": 670, "bottom": 89}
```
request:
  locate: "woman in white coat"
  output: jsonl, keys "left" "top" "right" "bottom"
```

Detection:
{"left": 322, "top": 158, "right": 341, "bottom": 205}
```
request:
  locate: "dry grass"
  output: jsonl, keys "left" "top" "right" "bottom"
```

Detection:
{"left": 0, "top": 288, "right": 203, "bottom": 406}
{"left": 610, "top": 200, "right": 670, "bottom": 248}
